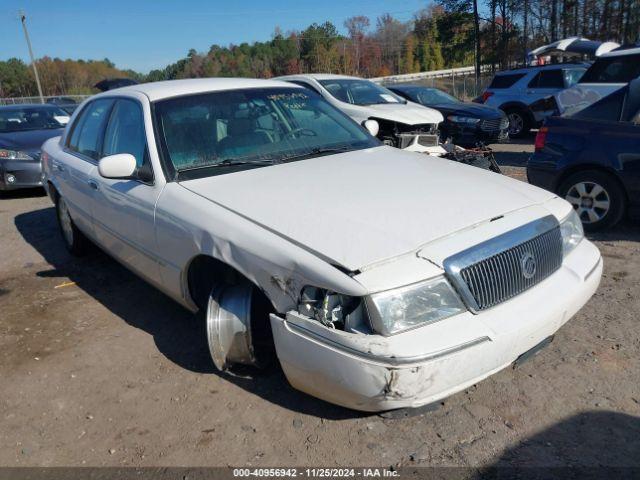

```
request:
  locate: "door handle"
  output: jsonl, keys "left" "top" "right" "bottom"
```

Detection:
{"left": 53, "top": 162, "right": 65, "bottom": 172}
{"left": 87, "top": 179, "right": 99, "bottom": 190}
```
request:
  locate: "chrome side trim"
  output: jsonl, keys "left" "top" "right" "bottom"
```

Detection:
{"left": 284, "top": 320, "right": 491, "bottom": 367}
{"left": 443, "top": 215, "right": 561, "bottom": 313}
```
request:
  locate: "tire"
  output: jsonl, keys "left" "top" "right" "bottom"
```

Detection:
{"left": 55, "top": 195, "right": 89, "bottom": 255}
{"left": 558, "top": 170, "right": 626, "bottom": 231}
{"left": 504, "top": 108, "right": 531, "bottom": 138}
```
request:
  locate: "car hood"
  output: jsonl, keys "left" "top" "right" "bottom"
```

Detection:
{"left": 180, "top": 146, "right": 555, "bottom": 271}
{"left": 429, "top": 102, "right": 504, "bottom": 119}
{"left": 357, "top": 101, "right": 444, "bottom": 125}
{"left": 0, "top": 129, "right": 63, "bottom": 157}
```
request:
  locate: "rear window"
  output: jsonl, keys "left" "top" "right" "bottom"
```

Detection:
{"left": 488, "top": 73, "right": 526, "bottom": 89}
{"left": 571, "top": 88, "right": 625, "bottom": 122}
{"left": 579, "top": 54, "right": 640, "bottom": 84}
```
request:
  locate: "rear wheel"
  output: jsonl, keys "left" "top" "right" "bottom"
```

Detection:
{"left": 56, "top": 195, "right": 89, "bottom": 255}
{"left": 558, "top": 170, "right": 625, "bottom": 231}
{"left": 504, "top": 108, "right": 530, "bottom": 138}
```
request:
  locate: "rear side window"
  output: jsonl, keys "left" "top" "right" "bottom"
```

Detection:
{"left": 68, "top": 99, "right": 114, "bottom": 159}
{"left": 563, "top": 68, "right": 586, "bottom": 87}
{"left": 488, "top": 73, "right": 526, "bottom": 89}
{"left": 528, "top": 69, "right": 565, "bottom": 89}
{"left": 579, "top": 54, "right": 640, "bottom": 84}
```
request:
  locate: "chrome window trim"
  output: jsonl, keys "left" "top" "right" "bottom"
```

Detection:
{"left": 443, "top": 215, "right": 560, "bottom": 313}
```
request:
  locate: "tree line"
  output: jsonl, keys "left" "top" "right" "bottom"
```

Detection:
{"left": 1, "top": 0, "right": 638, "bottom": 98}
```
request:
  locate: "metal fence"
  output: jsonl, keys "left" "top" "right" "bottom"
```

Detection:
{"left": 373, "top": 65, "right": 495, "bottom": 101}
{"left": 0, "top": 95, "right": 90, "bottom": 106}
{"left": 1, "top": 67, "right": 497, "bottom": 104}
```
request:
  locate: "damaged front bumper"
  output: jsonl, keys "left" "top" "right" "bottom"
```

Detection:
{"left": 270, "top": 239, "right": 602, "bottom": 412}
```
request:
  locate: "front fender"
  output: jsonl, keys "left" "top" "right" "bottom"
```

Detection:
{"left": 154, "top": 183, "right": 368, "bottom": 313}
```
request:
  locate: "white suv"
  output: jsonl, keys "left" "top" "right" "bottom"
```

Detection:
{"left": 477, "top": 64, "right": 588, "bottom": 136}
{"left": 42, "top": 78, "right": 602, "bottom": 412}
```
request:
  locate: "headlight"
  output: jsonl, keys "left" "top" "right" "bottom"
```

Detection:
{"left": 0, "top": 149, "right": 33, "bottom": 160}
{"left": 367, "top": 276, "right": 466, "bottom": 335}
{"left": 560, "top": 209, "right": 584, "bottom": 257}
{"left": 447, "top": 115, "right": 480, "bottom": 125}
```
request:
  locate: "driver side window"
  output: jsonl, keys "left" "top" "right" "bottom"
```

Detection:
{"left": 103, "top": 99, "right": 149, "bottom": 169}
{"left": 68, "top": 98, "right": 114, "bottom": 159}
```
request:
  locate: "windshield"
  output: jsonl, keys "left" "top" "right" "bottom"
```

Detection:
{"left": 0, "top": 106, "right": 69, "bottom": 133}
{"left": 414, "top": 88, "right": 459, "bottom": 105}
{"left": 318, "top": 79, "right": 406, "bottom": 106}
{"left": 154, "top": 87, "right": 379, "bottom": 177}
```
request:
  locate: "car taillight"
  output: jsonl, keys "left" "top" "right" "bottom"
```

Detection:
{"left": 534, "top": 127, "right": 548, "bottom": 152}
{"left": 481, "top": 91, "right": 494, "bottom": 103}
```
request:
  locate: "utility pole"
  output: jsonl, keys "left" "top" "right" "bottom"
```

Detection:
{"left": 523, "top": 0, "right": 529, "bottom": 65}
{"left": 472, "top": 0, "right": 481, "bottom": 92}
{"left": 19, "top": 10, "right": 44, "bottom": 104}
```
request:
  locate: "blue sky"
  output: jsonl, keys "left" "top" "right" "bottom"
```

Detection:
{"left": 1, "top": 0, "right": 429, "bottom": 73}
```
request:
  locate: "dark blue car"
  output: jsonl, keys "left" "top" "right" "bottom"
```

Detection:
{"left": 0, "top": 104, "right": 69, "bottom": 191}
{"left": 527, "top": 80, "right": 640, "bottom": 230}
{"left": 387, "top": 85, "right": 509, "bottom": 146}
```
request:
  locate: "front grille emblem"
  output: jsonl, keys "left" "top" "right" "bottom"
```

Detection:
{"left": 521, "top": 252, "right": 537, "bottom": 279}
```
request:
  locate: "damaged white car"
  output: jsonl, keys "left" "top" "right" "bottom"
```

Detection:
{"left": 275, "top": 74, "right": 448, "bottom": 156}
{"left": 42, "top": 78, "right": 602, "bottom": 412}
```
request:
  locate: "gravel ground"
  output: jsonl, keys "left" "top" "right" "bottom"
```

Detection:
{"left": 1, "top": 142, "right": 639, "bottom": 469}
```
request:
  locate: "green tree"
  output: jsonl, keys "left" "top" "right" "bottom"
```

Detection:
{"left": 300, "top": 22, "right": 340, "bottom": 72}
{"left": 417, "top": 19, "right": 445, "bottom": 71}
{"left": 0, "top": 58, "right": 36, "bottom": 97}
{"left": 401, "top": 34, "right": 420, "bottom": 73}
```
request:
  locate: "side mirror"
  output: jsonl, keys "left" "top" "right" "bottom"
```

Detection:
{"left": 362, "top": 119, "right": 379, "bottom": 137}
{"left": 98, "top": 153, "right": 137, "bottom": 179}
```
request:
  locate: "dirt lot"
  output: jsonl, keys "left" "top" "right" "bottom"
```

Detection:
{"left": 1, "top": 143, "right": 639, "bottom": 469}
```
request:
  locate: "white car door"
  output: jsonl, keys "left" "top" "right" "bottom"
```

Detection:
{"left": 54, "top": 98, "right": 115, "bottom": 238}
{"left": 89, "top": 97, "right": 163, "bottom": 285}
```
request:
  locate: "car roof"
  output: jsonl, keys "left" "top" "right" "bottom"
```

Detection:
{"left": 92, "top": 78, "right": 303, "bottom": 102}
{"left": 496, "top": 63, "right": 589, "bottom": 75}
{"left": 277, "top": 74, "right": 364, "bottom": 81}
{"left": 601, "top": 45, "right": 640, "bottom": 57}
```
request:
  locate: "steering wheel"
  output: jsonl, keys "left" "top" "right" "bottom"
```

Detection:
{"left": 283, "top": 128, "right": 317, "bottom": 139}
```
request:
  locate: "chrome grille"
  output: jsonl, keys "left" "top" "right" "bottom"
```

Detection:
{"left": 480, "top": 117, "right": 508, "bottom": 132}
{"left": 443, "top": 216, "right": 562, "bottom": 313}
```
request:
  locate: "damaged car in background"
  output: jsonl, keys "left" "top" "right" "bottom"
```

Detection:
{"left": 42, "top": 78, "right": 602, "bottom": 412}
{"left": 276, "top": 74, "right": 503, "bottom": 172}
{"left": 275, "top": 74, "right": 447, "bottom": 155}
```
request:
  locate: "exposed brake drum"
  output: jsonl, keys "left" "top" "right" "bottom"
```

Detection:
{"left": 206, "top": 283, "right": 261, "bottom": 371}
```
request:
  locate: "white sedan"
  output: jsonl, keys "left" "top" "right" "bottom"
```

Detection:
{"left": 275, "top": 74, "right": 448, "bottom": 155}
{"left": 42, "top": 78, "right": 602, "bottom": 412}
